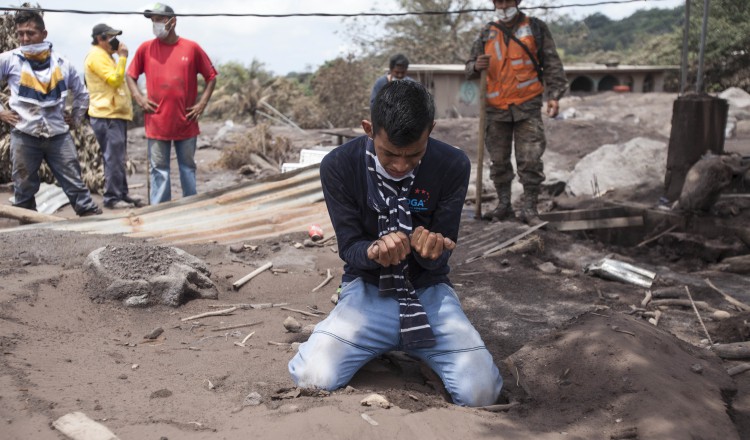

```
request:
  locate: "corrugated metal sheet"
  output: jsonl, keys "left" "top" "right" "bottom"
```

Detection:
{"left": 2, "top": 165, "right": 333, "bottom": 245}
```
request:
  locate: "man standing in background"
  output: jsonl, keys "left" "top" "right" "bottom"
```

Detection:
{"left": 0, "top": 10, "right": 101, "bottom": 216}
{"left": 370, "top": 53, "right": 411, "bottom": 111}
{"left": 85, "top": 23, "right": 141, "bottom": 209}
{"left": 126, "top": 3, "right": 217, "bottom": 205}
{"left": 466, "top": 0, "right": 567, "bottom": 225}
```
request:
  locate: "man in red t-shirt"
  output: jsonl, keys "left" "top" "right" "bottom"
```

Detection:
{"left": 126, "top": 3, "right": 218, "bottom": 205}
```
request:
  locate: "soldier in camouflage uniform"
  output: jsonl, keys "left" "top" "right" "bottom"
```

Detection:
{"left": 466, "top": 0, "right": 568, "bottom": 225}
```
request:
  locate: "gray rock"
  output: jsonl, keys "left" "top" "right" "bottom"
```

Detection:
{"left": 243, "top": 392, "right": 262, "bottom": 407}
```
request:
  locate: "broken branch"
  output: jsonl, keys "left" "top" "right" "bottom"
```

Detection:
{"left": 181, "top": 307, "right": 237, "bottom": 322}
{"left": 280, "top": 306, "right": 323, "bottom": 318}
{"left": 232, "top": 261, "right": 273, "bottom": 290}
{"left": 636, "top": 224, "right": 678, "bottom": 248}
{"left": 705, "top": 278, "right": 750, "bottom": 312}
{"left": 648, "top": 310, "right": 662, "bottom": 327}
{"left": 714, "top": 343, "right": 750, "bottom": 360}
{"left": 211, "top": 321, "right": 263, "bottom": 332}
{"left": 649, "top": 299, "right": 716, "bottom": 312}
{"left": 727, "top": 363, "right": 750, "bottom": 376}
{"left": 311, "top": 269, "right": 334, "bottom": 292}
{"left": 207, "top": 302, "right": 289, "bottom": 310}
{"left": 479, "top": 402, "right": 519, "bottom": 412}
{"left": 641, "top": 290, "right": 652, "bottom": 308}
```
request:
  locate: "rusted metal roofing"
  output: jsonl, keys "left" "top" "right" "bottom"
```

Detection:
{"left": 2, "top": 165, "right": 333, "bottom": 245}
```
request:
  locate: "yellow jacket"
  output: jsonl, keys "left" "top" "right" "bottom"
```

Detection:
{"left": 84, "top": 45, "right": 133, "bottom": 120}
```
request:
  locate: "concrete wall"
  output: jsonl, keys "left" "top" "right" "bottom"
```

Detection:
{"left": 407, "top": 64, "right": 676, "bottom": 119}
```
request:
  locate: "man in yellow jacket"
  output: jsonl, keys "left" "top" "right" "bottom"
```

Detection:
{"left": 85, "top": 23, "right": 141, "bottom": 209}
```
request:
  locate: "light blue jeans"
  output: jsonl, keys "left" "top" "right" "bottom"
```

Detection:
{"left": 10, "top": 130, "right": 98, "bottom": 215}
{"left": 148, "top": 137, "right": 197, "bottom": 204}
{"left": 288, "top": 278, "right": 503, "bottom": 407}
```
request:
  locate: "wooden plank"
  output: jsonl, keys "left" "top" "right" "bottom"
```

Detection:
{"left": 538, "top": 206, "right": 627, "bottom": 223}
{"left": 552, "top": 216, "right": 643, "bottom": 232}
{"left": 0, "top": 204, "right": 64, "bottom": 224}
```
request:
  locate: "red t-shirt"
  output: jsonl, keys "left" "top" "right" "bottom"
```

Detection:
{"left": 127, "top": 37, "right": 218, "bottom": 140}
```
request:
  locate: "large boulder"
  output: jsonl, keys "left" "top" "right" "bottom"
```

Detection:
{"left": 566, "top": 137, "right": 667, "bottom": 197}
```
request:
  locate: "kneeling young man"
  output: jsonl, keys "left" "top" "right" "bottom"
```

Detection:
{"left": 288, "top": 80, "right": 502, "bottom": 407}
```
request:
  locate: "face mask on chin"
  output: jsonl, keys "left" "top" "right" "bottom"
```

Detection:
{"left": 498, "top": 6, "right": 518, "bottom": 22}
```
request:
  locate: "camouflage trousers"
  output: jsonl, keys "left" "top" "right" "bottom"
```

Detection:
{"left": 484, "top": 112, "right": 546, "bottom": 189}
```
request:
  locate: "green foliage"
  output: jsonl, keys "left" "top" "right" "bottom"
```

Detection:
{"left": 685, "top": 0, "right": 750, "bottom": 91}
{"left": 550, "top": 8, "right": 684, "bottom": 62}
{"left": 215, "top": 59, "right": 273, "bottom": 93}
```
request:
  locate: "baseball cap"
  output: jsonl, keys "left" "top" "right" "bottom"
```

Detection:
{"left": 91, "top": 23, "right": 122, "bottom": 38}
{"left": 144, "top": 3, "right": 175, "bottom": 18}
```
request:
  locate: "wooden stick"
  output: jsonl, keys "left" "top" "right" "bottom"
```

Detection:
{"left": 311, "top": 269, "right": 333, "bottom": 292}
{"left": 474, "top": 69, "right": 487, "bottom": 219}
{"left": 641, "top": 290, "right": 652, "bottom": 307}
{"left": 211, "top": 321, "right": 263, "bottom": 332}
{"left": 648, "top": 310, "right": 662, "bottom": 327}
{"left": 181, "top": 307, "right": 237, "bottom": 322}
{"left": 0, "top": 204, "right": 64, "bottom": 224}
{"left": 479, "top": 401, "right": 519, "bottom": 412}
{"left": 466, "top": 221, "right": 548, "bottom": 263}
{"left": 714, "top": 342, "right": 750, "bottom": 360}
{"left": 234, "top": 331, "right": 256, "bottom": 347}
{"left": 705, "top": 278, "right": 750, "bottom": 312}
{"left": 612, "top": 326, "right": 636, "bottom": 337}
{"left": 636, "top": 224, "right": 678, "bottom": 247}
{"left": 207, "top": 302, "right": 289, "bottom": 310}
{"left": 650, "top": 299, "right": 716, "bottom": 312}
{"left": 685, "top": 286, "right": 712, "bottom": 345}
{"left": 232, "top": 262, "right": 273, "bottom": 290}
{"left": 280, "top": 307, "right": 322, "bottom": 318}
{"left": 267, "top": 341, "right": 291, "bottom": 346}
{"left": 727, "top": 363, "right": 750, "bottom": 376}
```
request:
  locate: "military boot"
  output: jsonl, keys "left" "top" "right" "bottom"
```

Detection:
{"left": 519, "top": 187, "right": 544, "bottom": 226}
{"left": 482, "top": 183, "right": 514, "bottom": 222}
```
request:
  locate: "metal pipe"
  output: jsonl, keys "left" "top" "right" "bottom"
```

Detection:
{"left": 696, "top": 0, "right": 710, "bottom": 94}
{"left": 679, "top": 0, "right": 691, "bottom": 94}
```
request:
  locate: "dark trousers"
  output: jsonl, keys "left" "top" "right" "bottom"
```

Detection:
{"left": 90, "top": 117, "right": 129, "bottom": 205}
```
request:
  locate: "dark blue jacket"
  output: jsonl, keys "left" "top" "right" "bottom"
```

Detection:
{"left": 320, "top": 135, "right": 470, "bottom": 289}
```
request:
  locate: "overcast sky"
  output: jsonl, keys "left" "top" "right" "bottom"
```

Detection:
{"left": 34, "top": 0, "right": 685, "bottom": 76}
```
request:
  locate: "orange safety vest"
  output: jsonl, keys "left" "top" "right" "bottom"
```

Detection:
{"left": 483, "top": 17, "right": 544, "bottom": 109}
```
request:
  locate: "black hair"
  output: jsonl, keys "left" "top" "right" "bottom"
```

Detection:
{"left": 14, "top": 10, "right": 45, "bottom": 31}
{"left": 389, "top": 53, "right": 409, "bottom": 70}
{"left": 371, "top": 80, "right": 434, "bottom": 147}
{"left": 91, "top": 35, "right": 102, "bottom": 45}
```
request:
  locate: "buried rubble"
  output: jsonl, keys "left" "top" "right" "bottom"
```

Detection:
{"left": 84, "top": 244, "right": 218, "bottom": 307}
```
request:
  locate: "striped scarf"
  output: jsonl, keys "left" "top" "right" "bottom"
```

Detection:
{"left": 365, "top": 140, "right": 436, "bottom": 349}
{"left": 16, "top": 42, "right": 67, "bottom": 107}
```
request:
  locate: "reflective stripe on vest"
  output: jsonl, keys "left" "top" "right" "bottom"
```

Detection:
{"left": 483, "top": 17, "right": 544, "bottom": 109}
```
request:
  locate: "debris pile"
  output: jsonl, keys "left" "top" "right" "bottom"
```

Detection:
{"left": 84, "top": 244, "right": 218, "bottom": 307}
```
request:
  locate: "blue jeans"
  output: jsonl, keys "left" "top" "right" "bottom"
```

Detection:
{"left": 10, "top": 130, "right": 98, "bottom": 215}
{"left": 90, "top": 117, "right": 129, "bottom": 205}
{"left": 288, "top": 279, "right": 503, "bottom": 407}
{"left": 148, "top": 137, "right": 197, "bottom": 204}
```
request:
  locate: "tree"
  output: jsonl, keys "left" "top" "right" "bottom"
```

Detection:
{"left": 685, "top": 0, "right": 750, "bottom": 91}
{"left": 311, "top": 54, "right": 376, "bottom": 128}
